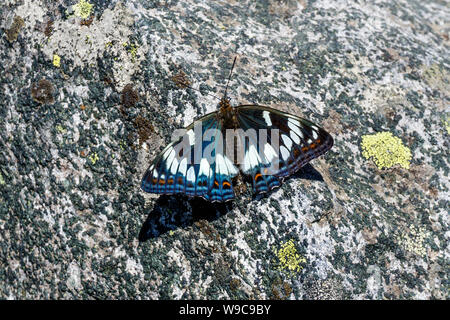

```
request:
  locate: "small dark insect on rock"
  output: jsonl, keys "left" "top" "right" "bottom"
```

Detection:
{"left": 31, "top": 79, "right": 55, "bottom": 104}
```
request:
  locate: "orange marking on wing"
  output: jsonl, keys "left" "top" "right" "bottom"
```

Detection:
{"left": 302, "top": 146, "right": 309, "bottom": 152}
{"left": 168, "top": 178, "right": 174, "bottom": 185}
{"left": 255, "top": 173, "right": 262, "bottom": 181}
{"left": 177, "top": 177, "right": 183, "bottom": 184}
{"left": 316, "top": 138, "right": 321, "bottom": 144}
{"left": 152, "top": 178, "right": 157, "bottom": 184}
{"left": 214, "top": 180, "right": 219, "bottom": 187}
{"left": 310, "top": 143, "right": 316, "bottom": 149}
{"left": 223, "top": 181, "right": 231, "bottom": 188}
{"left": 159, "top": 179, "right": 165, "bottom": 185}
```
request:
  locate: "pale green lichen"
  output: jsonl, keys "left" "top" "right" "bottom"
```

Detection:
{"left": 56, "top": 125, "right": 66, "bottom": 133}
{"left": 0, "top": 172, "right": 5, "bottom": 185}
{"left": 396, "top": 225, "right": 429, "bottom": 257}
{"left": 89, "top": 152, "right": 99, "bottom": 165}
{"left": 361, "top": 131, "right": 412, "bottom": 169}
{"left": 123, "top": 41, "right": 139, "bottom": 62}
{"left": 444, "top": 115, "right": 450, "bottom": 135}
{"left": 73, "top": 0, "right": 93, "bottom": 19}
{"left": 273, "top": 239, "right": 306, "bottom": 276}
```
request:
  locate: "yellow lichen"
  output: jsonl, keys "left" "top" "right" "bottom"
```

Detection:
{"left": 89, "top": 152, "right": 99, "bottom": 165}
{"left": 444, "top": 116, "right": 450, "bottom": 135}
{"left": 123, "top": 41, "right": 139, "bottom": 62}
{"left": 361, "top": 131, "right": 412, "bottom": 170}
{"left": 73, "top": 0, "right": 93, "bottom": 20}
{"left": 53, "top": 54, "right": 61, "bottom": 67}
{"left": 273, "top": 239, "right": 306, "bottom": 275}
{"left": 396, "top": 225, "right": 428, "bottom": 257}
{"left": 56, "top": 125, "right": 66, "bottom": 133}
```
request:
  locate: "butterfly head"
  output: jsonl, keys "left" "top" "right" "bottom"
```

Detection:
{"left": 218, "top": 96, "right": 232, "bottom": 111}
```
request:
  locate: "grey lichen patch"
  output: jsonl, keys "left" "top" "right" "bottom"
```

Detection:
{"left": 41, "top": 2, "right": 144, "bottom": 91}
{"left": 396, "top": 225, "right": 429, "bottom": 258}
{"left": 303, "top": 276, "right": 344, "bottom": 300}
{"left": 421, "top": 63, "right": 450, "bottom": 94}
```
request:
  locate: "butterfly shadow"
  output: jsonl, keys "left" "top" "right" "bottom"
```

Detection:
{"left": 292, "top": 163, "right": 325, "bottom": 182}
{"left": 138, "top": 164, "right": 323, "bottom": 241}
{"left": 138, "top": 194, "right": 233, "bottom": 241}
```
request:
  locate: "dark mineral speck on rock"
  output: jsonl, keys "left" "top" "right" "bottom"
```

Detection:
{"left": 121, "top": 84, "right": 139, "bottom": 108}
{"left": 31, "top": 79, "right": 55, "bottom": 104}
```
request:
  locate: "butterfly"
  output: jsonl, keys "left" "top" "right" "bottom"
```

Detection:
{"left": 141, "top": 59, "right": 333, "bottom": 202}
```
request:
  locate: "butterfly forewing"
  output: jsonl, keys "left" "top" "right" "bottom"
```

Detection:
{"left": 235, "top": 105, "right": 333, "bottom": 194}
{"left": 141, "top": 112, "right": 239, "bottom": 202}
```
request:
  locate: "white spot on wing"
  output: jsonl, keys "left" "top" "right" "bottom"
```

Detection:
{"left": 199, "top": 158, "right": 210, "bottom": 176}
{"left": 223, "top": 154, "right": 238, "bottom": 176}
{"left": 263, "top": 111, "right": 272, "bottom": 126}
{"left": 288, "top": 118, "right": 302, "bottom": 137}
{"left": 243, "top": 144, "right": 261, "bottom": 172}
{"left": 312, "top": 130, "right": 318, "bottom": 140}
{"left": 281, "top": 134, "right": 293, "bottom": 151}
{"left": 290, "top": 130, "right": 300, "bottom": 144}
{"left": 187, "top": 166, "right": 195, "bottom": 183}
{"left": 178, "top": 158, "right": 187, "bottom": 176}
{"left": 264, "top": 143, "right": 278, "bottom": 163}
{"left": 170, "top": 157, "right": 179, "bottom": 175}
{"left": 216, "top": 153, "right": 229, "bottom": 176}
{"left": 165, "top": 148, "right": 175, "bottom": 170}
{"left": 187, "top": 129, "right": 195, "bottom": 145}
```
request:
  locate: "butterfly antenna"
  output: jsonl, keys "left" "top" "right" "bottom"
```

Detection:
{"left": 188, "top": 86, "right": 221, "bottom": 101}
{"left": 224, "top": 57, "right": 237, "bottom": 100}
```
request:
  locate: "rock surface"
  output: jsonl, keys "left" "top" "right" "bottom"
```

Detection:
{"left": 0, "top": 0, "right": 448, "bottom": 299}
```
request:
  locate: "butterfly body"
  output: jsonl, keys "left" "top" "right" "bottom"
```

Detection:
{"left": 141, "top": 96, "right": 333, "bottom": 203}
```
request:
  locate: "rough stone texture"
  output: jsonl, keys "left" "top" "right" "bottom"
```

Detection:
{"left": 0, "top": 0, "right": 448, "bottom": 299}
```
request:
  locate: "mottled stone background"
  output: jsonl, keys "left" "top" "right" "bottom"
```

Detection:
{"left": 0, "top": 0, "right": 448, "bottom": 299}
